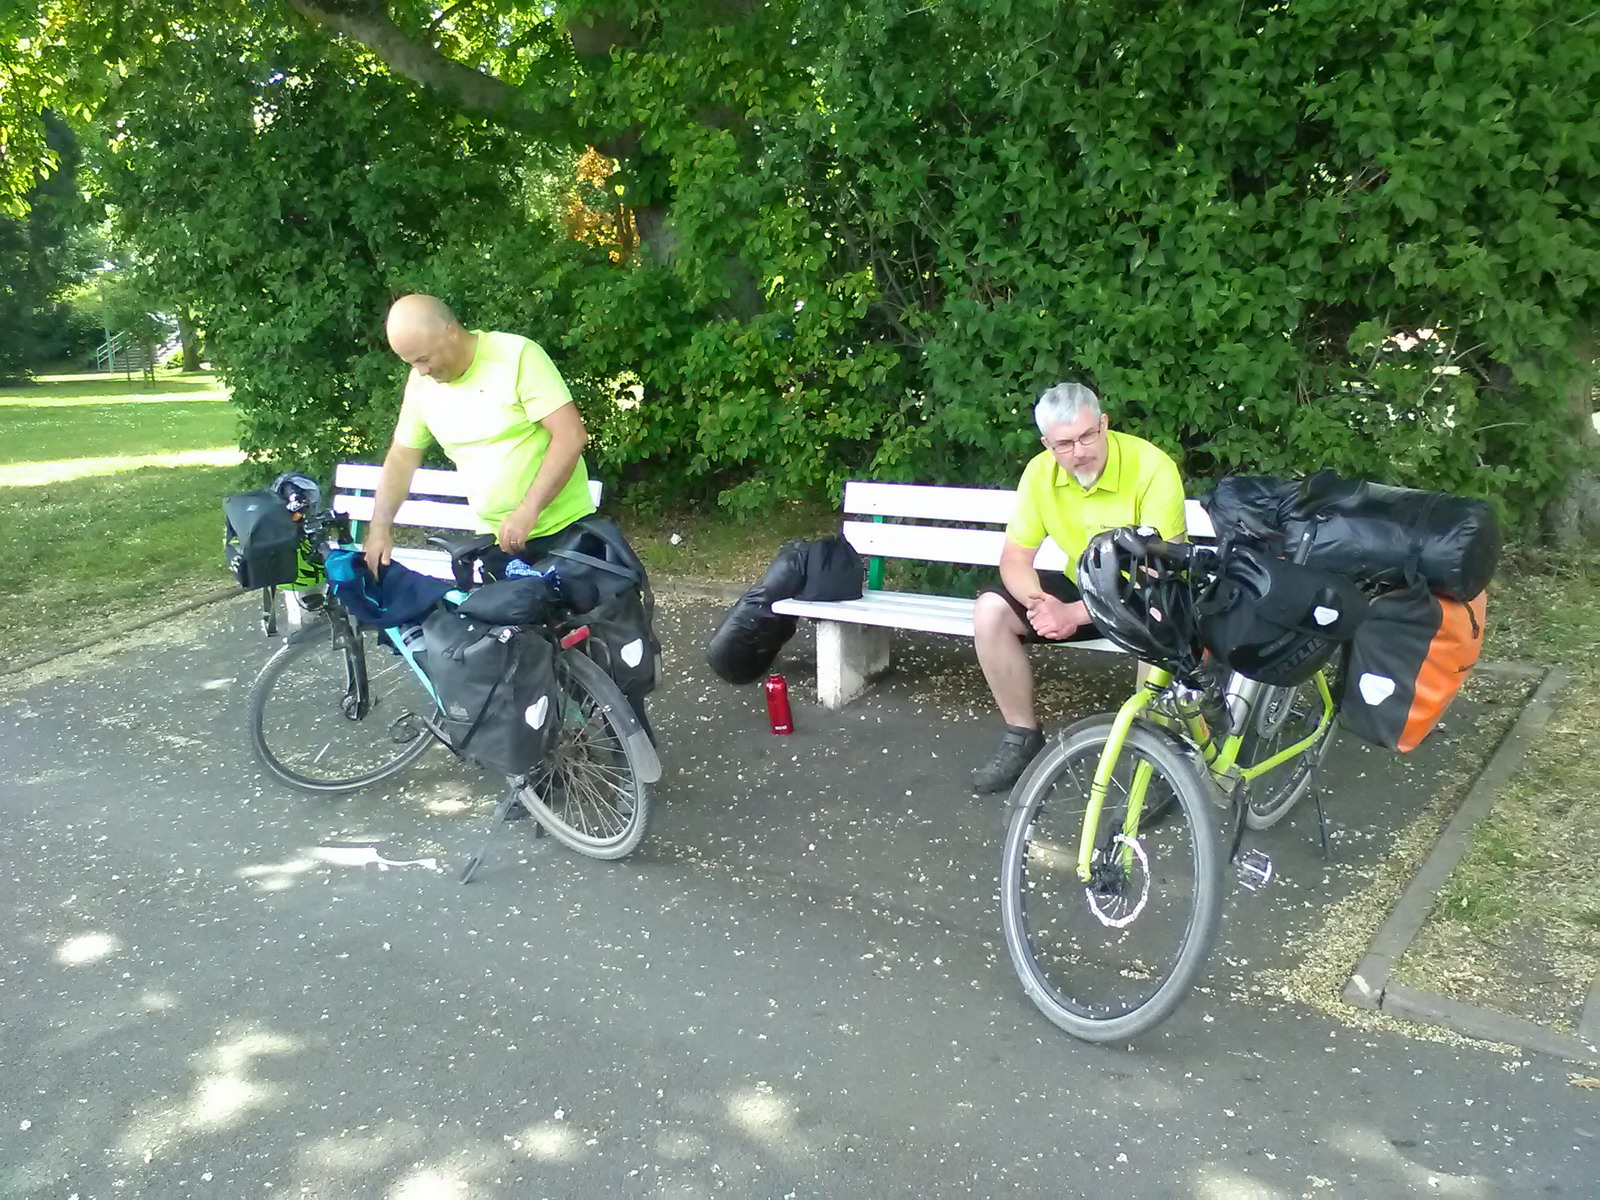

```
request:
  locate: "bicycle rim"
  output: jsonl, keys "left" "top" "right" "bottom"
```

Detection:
{"left": 1000, "top": 718, "right": 1224, "bottom": 1042}
{"left": 1241, "top": 680, "right": 1324, "bottom": 830}
{"left": 519, "top": 653, "right": 651, "bottom": 860}
{"left": 248, "top": 619, "right": 438, "bottom": 793}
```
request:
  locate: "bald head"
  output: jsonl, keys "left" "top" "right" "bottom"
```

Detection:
{"left": 387, "top": 294, "right": 476, "bottom": 382}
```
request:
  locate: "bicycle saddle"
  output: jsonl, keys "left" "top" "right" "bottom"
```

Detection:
{"left": 427, "top": 532, "right": 496, "bottom": 567}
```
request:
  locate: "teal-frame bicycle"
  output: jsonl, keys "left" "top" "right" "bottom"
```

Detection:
{"left": 242, "top": 507, "right": 661, "bottom": 878}
{"left": 999, "top": 533, "right": 1341, "bottom": 1042}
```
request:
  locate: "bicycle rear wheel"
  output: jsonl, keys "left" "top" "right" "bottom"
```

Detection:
{"left": 516, "top": 651, "right": 654, "bottom": 860}
{"left": 1000, "top": 717, "right": 1225, "bottom": 1042}
{"left": 248, "top": 617, "right": 439, "bottom": 793}
{"left": 1241, "top": 679, "right": 1326, "bottom": 830}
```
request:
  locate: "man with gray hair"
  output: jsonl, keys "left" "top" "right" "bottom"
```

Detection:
{"left": 969, "top": 382, "right": 1187, "bottom": 793}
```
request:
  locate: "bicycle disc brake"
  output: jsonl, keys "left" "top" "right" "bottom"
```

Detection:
{"left": 1084, "top": 834, "right": 1150, "bottom": 928}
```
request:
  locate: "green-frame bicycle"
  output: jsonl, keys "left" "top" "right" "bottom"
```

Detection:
{"left": 999, "top": 540, "right": 1342, "bottom": 1043}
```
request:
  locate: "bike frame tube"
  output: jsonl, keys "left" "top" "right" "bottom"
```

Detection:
{"left": 1076, "top": 667, "right": 1170, "bottom": 882}
{"left": 377, "top": 587, "right": 468, "bottom": 709}
{"left": 1232, "top": 671, "right": 1336, "bottom": 783}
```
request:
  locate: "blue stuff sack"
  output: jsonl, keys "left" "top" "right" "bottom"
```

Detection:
{"left": 325, "top": 551, "right": 454, "bottom": 627}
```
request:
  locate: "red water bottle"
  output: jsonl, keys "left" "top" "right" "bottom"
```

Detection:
{"left": 764, "top": 673, "right": 794, "bottom": 734}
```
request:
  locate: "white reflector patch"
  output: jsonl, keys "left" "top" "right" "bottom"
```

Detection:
{"left": 1358, "top": 673, "right": 1397, "bottom": 706}
{"left": 524, "top": 696, "right": 550, "bottom": 729}
{"left": 1149, "top": 606, "right": 1164, "bottom": 623}
{"left": 1313, "top": 605, "right": 1339, "bottom": 626}
{"left": 621, "top": 638, "right": 645, "bottom": 668}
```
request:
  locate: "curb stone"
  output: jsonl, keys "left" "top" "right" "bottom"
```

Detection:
{"left": 1342, "top": 664, "right": 1600, "bottom": 1066}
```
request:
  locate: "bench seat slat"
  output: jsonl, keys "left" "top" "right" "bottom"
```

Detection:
{"left": 335, "top": 463, "right": 474, "bottom": 499}
{"left": 773, "top": 591, "right": 1125, "bottom": 655}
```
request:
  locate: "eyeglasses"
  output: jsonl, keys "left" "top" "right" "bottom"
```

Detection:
{"left": 1043, "top": 425, "right": 1104, "bottom": 454}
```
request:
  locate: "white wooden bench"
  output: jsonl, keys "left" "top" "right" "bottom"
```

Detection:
{"left": 279, "top": 463, "right": 603, "bottom": 628}
{"left": 329, "top": 462, "right": 604, "bottom": 579}
{"left": 771, "top": 482, "right": 1216, "bottom": 708}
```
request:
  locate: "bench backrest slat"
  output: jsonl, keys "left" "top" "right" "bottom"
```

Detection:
{"left": 844, "top": 481, "right": 1017, "bottom": 525}
{"left": 334, "top": 494, "right": 486, "bottom": 531}
{"left": 840, "top": 481, "right": 1214, "bottom": 572}
{"left": 843, "top": 521, "right": 1070, "bottom": 571}
{"left": 331, "top": 463, "right": 604, "bottom": 533}
{"left": 335, "top": 462, "right": 473, "bottom": 499}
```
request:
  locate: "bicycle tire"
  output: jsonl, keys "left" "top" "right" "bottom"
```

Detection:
{"left": 1241, "top": 679, "right": 1327, "bottom": 831}
{"left": 1000, "top": 717, "right": 1225, "bottom": 1042}
{"left": 248, "top": 617, "right": 439, "bottom": 793}
{"left": 516, "top": 651, "right": 653, "bottom": 860}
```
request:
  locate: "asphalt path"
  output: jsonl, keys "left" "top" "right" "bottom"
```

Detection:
{"left": 1, "top": 593, "right": 1593, "bottom": 1197}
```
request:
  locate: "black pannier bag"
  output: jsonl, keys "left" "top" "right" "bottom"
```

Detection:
{"left": 537, "top": 516, "right": 661, "bottom": 700}
{"left": 1203, "top": 472, "right": 1501, "bottom": 602}
{"left": 1197, "top": 542, "right": 1366, "bottom": 687}
{"left": 223, "top": 489, "right": 301, "bottom": 589}
{"left": 422, "top": 606, "right": 562, "bottom": 776}
{"left": 704, "top": 540, "right": 814, "bottom": 685}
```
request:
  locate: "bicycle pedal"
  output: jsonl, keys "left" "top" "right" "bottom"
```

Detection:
{"left": 1235, "top": 849, "right": 1274, "bottom": 891}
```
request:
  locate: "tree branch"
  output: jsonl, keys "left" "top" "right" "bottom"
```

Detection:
{"left": 289, "top": 0, "right": 564, "bottom": 136}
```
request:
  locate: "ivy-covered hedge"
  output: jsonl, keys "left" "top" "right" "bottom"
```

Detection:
{"left": 87, "top": 1, "right": 1599, "bottom": 525}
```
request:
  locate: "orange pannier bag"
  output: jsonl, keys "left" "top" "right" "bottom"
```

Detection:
{"left": 1335, "top": 578, "right": 1487, "bottom": 753}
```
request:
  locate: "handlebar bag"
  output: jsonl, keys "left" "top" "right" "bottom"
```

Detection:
{"left": 1335, "top": 579, "right": 1486, "bottom": 753}
{"left": 222, "top": 490, "right": 301, "bottom": 589}
{"left": 421, "top": 607, "right": 561, "bottom": 776}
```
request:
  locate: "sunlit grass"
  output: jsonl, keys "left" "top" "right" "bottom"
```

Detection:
{"left": 0, "top": 371, "right": 244, "bottom": 666}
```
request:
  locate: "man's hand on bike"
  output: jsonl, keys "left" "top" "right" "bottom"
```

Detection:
{"left": 363, "top": 526, "right": 396, "bottom": 577}
{"left": 497, "top": 506, "right": 539, "bottom": 554}
{"left": 1026, "top": 593, "right": 1088, "bottom": 641}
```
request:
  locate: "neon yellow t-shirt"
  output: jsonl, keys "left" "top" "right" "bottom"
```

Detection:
{"left": 1005, "top": 430, "right": 1187, "bottom": 581}
{"left": 394, "top": 331, "right": 596, "bottom": 536}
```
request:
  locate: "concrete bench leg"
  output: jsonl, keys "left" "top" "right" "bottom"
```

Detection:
{"left": 815, "top": 621, "right": 892, "bottom": 708}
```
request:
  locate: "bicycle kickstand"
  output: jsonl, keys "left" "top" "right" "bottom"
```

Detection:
{"left": 1311, "top": 768, "right": 1335, "bottom": 864}
{"left": 460, "top": 783, "right": 528, "bottom": 884}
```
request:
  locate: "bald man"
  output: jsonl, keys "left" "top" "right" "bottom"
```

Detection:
{"left": 363, "top": 295, "right": 596, "bottom": 576}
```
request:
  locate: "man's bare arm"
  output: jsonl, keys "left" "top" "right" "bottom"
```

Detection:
{"left": 998, "top": 538, "right": 1043, "bottom": 606}
{"left": 363, "top": 441, "right": 424, "bottom": 573}
{"left": 498, "top": 402, "right": 588, "bottom": 552}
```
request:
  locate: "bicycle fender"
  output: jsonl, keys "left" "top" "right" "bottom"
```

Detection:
{"left": 562, "top": 652, "right": 662, "bottom": 784}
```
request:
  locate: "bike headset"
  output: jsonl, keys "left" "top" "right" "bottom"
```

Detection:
{"left": 1077, "top": 526, "right": 1210, "bottom": 681}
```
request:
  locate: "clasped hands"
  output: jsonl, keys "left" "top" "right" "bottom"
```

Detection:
{"left": 1026, "top": 592, "right": 1089, "bottom": 641}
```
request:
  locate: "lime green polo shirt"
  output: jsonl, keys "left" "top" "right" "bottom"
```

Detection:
{"left": 1005, "top": 430, "right": 1187, "bottom": 581}
{"left": 394, "top": 331, "right": 596, "bottom": 536}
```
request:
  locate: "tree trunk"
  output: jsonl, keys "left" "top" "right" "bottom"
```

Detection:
{"left": 177, "top": 310, "right": 201, "bottom": 372}
{"left": 1545, "top": 327, "right": 1600, "bottom": 547}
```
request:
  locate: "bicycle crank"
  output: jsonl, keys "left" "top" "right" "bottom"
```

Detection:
{"left": 1234, "top": 849, "right": 1273, "bottom": 891}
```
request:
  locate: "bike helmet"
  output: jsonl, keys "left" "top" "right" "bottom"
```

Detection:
{"left": 1077, "top": 527, "right": 1207, "bottom": 678}
{"left": 271, "top": 471, "right": 323, "bottom": 514}
{"left": 1196, "top": 541, "right": 1365, "bottom": 686}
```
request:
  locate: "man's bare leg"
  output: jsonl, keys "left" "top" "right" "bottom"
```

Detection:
{"left": 974, "top": 591, "right": 1037, "bottom": 728}
{"left": 970, "top": 592, "right": 1048, "bottom": 793}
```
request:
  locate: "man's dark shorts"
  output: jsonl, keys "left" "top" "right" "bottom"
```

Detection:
{"left": 979, "top": 571, "right": 1103, "bottom": 644}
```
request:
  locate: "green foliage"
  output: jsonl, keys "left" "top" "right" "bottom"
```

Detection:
{"left": 9, "top": 0, "right": 1596, "bottom": 528}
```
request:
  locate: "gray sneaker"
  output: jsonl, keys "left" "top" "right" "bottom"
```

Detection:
{"left": 971, "top": 725, "right": 1046, "bottom": 794}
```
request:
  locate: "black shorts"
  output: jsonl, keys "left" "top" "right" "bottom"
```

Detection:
{"left": 979, "top": 571, "right": 1102, "bottom": 644}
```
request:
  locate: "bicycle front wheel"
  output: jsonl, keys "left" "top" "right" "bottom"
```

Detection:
{"left": 1000, "top": 717, "right": 1225, "bottom": 1042}
{"left": 248, "top": 618, "right": 439, "bottom": 793}
{"left": 516, "top": 651, "right": 653, "bottom": 860}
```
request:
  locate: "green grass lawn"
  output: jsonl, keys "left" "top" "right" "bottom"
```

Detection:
{"left": 0, "top": 371, "right": 244, "bottom": 667}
